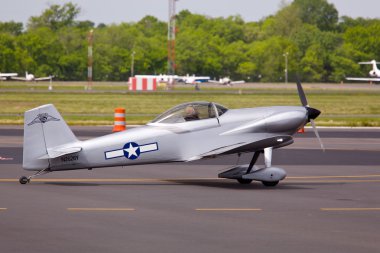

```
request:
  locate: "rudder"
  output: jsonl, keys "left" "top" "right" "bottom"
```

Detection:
{"left": 23, "top": 104, "right": 78, "bottom": 170}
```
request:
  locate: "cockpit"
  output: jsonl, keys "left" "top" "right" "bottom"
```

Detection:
{"left": 150, "top": 102, "right": 228, "bottom": 124}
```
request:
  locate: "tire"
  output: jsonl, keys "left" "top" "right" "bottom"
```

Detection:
{"left": 19, "top": 176, "right": 29, "bottom": 184}
{"left": 237, "top": 178, "right": 253, "bottom": 184}
{"left": 262, "top": 181, "right": 279, "bottom": 187}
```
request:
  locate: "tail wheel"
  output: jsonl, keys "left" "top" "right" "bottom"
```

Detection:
{"left": 237, "top": 178, "right": 253, "bottom": 184}
{"left": 262, "top": 181, "right": 279, "bottom": 187}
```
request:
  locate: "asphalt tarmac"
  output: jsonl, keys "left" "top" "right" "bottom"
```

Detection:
{"left": 0, "top": 126, "right": 379, "bottom": 253}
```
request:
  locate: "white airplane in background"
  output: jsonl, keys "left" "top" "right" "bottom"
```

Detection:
{"left": 134, "top": 74, "right": 210, "bottom": 84}
{"left": 179, "top": 74, "right": 210, "bottom": 84}
{"left": 209, "top": 77, "right": 245, "bottom": 85}
{"left": 0, "top": 72, "right": 18, "bottom": 80}
{"left": 11, "top": 72, "right": 54, "bottom": 81}
{"left": 346, "top": 60, "right": 380, "bottom": 82}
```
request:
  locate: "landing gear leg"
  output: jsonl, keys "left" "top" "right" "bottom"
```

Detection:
{"left": 19, "top": 168, "right": 50, "bottom": 185}
{"left": 236, "top": 152, "right": 260, "bottom": 185}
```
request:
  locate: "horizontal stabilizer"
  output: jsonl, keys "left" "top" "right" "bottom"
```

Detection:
{"left": 39, "top": 147, "right": 82, "bottom": 159}
{"left": 359, "top": 61, "right": 377, "bottom": 65}
{"left": 346, "top": 77, "right": 380, "bottom": 82}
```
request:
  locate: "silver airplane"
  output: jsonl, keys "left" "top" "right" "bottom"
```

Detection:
{"left": 19, "top": 82, "right": 324, "bottom": 186}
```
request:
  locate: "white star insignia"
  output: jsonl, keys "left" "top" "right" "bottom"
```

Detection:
{"left": 124, "top": 143, "right": 139, "bottom": 158}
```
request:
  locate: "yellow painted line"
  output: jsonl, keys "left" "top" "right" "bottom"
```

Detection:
{"left": 321, "top": 208, "right": 380, "bottom": 211}
{"left": 286, "top": 180, "right": 380, "bottom": 183}
{"left": 67, "top": 208, "right": 135, "bottom": 211}
{"left": 195, "top": 208, "right": 262, "bottom": 211}
{"left": 288, "top": 174, "right": 380, "bottom": 179}
{"left": 0, "top": 179, "right": 18, "bottom": 182}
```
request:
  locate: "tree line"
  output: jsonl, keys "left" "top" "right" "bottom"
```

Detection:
{"left": 0, "top": 0, "right": 379, "bottom": 82}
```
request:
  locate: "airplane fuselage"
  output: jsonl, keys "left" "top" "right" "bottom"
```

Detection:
{"left": 34, "top": 106, "right": 308, "bottom": 172}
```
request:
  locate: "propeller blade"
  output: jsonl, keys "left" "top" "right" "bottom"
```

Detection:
{"left": 296, "top": 79, "right": 309, "bottom": 107}
{"left": 310, "top": 119, "right": 325, "bottom": 151}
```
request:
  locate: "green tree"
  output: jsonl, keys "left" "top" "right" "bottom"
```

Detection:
{"left": 0, "top": 21, "right": 23, "bottom": 35}
{"left": 0, "top": 33, "right": 19, "bottom": 72}
{"left": 344, "top": 23, "right": 380, "bottom": 60}
{"left": 301, "top": 44, "right": 325, "bottom": 81}
{"left": 293, "top": 0, "right": 338, "bottom": 31}
{"left": 27, "top": 2, "right": 80, "bottom": 31}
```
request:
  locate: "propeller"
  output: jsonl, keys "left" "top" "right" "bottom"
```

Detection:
{"left": 296, "top": 79, "right": 325, "bottom": 151}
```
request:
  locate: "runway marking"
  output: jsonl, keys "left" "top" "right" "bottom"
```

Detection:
{"left": 321, "top": 208, "right": 380, "bottom": 212}
{"left": 1, "top": 175, "right": 380, "bottom": 184}
{"left": 67, "top": 208, "right": 135, "bottom": 212}
{"left": 287, "top": 174, "right": 380, "bottom": 179}
{"left": 195, "top": 208, "right": 262, "bottom": 212}
{"left": 287, "top": 180, "right": 380, "bottom": 183}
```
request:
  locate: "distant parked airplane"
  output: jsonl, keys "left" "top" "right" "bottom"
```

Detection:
{"left": 346, "top": 60, "right": 380, "bottom": 82}
{"left": 11, "top": 72, "right": 54, "bottom": 81}
{"left": 209, "top": 77, "right": 245, "bottom": 85}
{"left": 135, "top": 74, "right": 210, "bottom": 84}
{"left": 179, "top": 74, "right": 210, "bottom": 84}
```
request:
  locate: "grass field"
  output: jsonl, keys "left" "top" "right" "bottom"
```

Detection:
{"left": 0, "top": 82, "right": 379, "bottom": 126}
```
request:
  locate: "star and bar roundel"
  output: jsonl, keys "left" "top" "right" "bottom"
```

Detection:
{"left": 104, "top": 142, "right": 158, "bottom": 160}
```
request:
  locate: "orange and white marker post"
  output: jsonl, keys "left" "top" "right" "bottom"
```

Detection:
{"left": 112, "top": 108, "right": 126, "bottom": 132}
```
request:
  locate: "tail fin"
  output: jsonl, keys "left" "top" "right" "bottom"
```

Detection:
{"left": 23, "top": 104, "right": 78, "bottom": 170}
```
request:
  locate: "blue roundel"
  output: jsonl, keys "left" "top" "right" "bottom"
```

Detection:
{"left": 123, "top": 142, "right": 140, "bottom": 160}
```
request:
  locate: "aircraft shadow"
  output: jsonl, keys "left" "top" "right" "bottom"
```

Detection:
{"left": 41, "top": 180, "right": 327, "bottom": 190}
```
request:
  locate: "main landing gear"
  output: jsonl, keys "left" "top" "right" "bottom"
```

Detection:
{"left": 19, "top": 168, "right": 50, "bottom": 184}
{"left": 218, "top": 147, "right": 286, "bottom": 187}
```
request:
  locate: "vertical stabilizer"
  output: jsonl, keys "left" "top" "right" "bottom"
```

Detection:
{"left": 372, "top": 61, "right": 379, "bottom": 72}
{"left": 23, "top": 104, "right": 78, "bottom": 170}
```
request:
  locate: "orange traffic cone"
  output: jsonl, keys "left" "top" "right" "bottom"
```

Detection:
{"left": 112, "top": 108, "right": 126, "bottom": 132}
{"left": 297, "top": 127, "right": 305, "bottom": 133}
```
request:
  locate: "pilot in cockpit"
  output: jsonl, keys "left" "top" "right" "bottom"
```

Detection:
{"left": 184, "top": 106, "right": 199, "bottom": 121}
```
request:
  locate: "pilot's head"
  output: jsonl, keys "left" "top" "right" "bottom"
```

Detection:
{"left": 184, "top": 106, "right": 198, "bottom": 119}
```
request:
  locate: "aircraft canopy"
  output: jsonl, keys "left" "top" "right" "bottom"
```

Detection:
{"left": 151, "top": 102, "right": 228, "bottom": 124}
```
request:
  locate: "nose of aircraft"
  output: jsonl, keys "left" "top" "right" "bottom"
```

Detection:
{"left": 306, "top": 107, "right": 321, "bottom": 121}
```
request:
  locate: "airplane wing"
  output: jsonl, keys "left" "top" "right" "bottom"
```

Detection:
{"left": 346, "top": 77, "right": 380, "bottom": 82}
{"left": 186, "top": 135, "right": 293, "bottom": 161}
{"left": 10, "top": 76, "right": 27, "bottom": 81}
{"left": 35, "top": 76, "right": 53, "bottom": 81}
{"left": 208, "top": 80, "right": 219, "bottom": 83}
{"left": 0, "top": 73, "right": 17, "bottom": 77}
{"left": 230, "top": 80, "right": 245, "bottom": 85}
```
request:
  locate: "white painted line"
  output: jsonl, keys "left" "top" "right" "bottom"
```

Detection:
{"left": 68, "top": 208, "right": 135, "bottom": 211}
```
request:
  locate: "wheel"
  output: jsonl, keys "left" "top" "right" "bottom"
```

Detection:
{"left": 19, "top": 176, "right": 29, "bottom": 184}
{"left": 262, "top": 181, "right": 279, "bottom": 187}
{"left": 237, "top": 178, "right": 253, "bottom": 184}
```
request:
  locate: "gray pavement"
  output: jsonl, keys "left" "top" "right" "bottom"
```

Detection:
{"left": 0, "top": 127, "right": 379, "bottom": 253}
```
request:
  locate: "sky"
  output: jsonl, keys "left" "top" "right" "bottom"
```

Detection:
{"left": 1, "top": 0, "right": 379, "bottom": 26}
